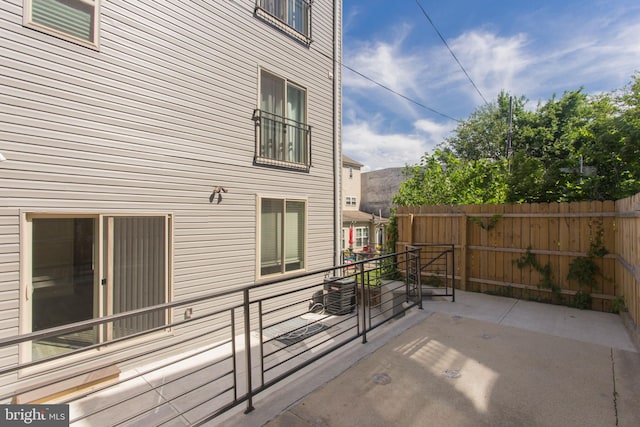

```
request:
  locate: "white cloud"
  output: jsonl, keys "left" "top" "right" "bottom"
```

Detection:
{"left": 342, "top": 2, "right": 640, "bottom": 169}
{"left": 446, "top": 31, "right": 531, "bottom": 102}
{"left": 343, "top": 26, "right": 438, "bottom": 120}
{"left": 343, "top": 118, "right": 454, "bottom": 171}
{"left": 414, "top": 119, "right": 457, "bottom": 143}
{"left": 343, "top": 28, "right": 533, "bottom": 121}
{"left": 344, "top": 25, "right": 423, "bottom": 94}
{"left": 445, "top": 14, "right": 640, "bottom": 103}
{"left": 531, "top": 20, "right": 640, "bottom": 93}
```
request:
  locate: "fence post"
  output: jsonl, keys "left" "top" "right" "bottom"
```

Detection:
{"left": 243, "top": 288, "right": 254, "bottom": 413}
{"left": 409, "top": 214, "right": 415, "bottom": 245}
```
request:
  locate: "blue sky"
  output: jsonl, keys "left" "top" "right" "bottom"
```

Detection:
{"left": 342, "top": 0, "right": 640, "bottom": 171}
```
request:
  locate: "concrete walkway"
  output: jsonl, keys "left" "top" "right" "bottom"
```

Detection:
{"left": 218, "top": 291, "right": 640, "bottom": 427}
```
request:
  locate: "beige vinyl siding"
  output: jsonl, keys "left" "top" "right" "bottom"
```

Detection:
{"left": 0, "top": 0, "right": 340, "bottom": 380}
{"left": 0, "top": 0, "right": 339, "bottom": 342}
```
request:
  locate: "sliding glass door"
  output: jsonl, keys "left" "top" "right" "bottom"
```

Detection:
{"left": 27, "top": 214, "right": 170, "bottom": 361}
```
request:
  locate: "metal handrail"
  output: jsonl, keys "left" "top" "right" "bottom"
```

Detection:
{"left": 252, "top": 108, "right": 312, "bottom": 169}
{"left": 0, "top": 247, "right": 431, "bottom": 425}
{"left": 0, "top": 255, "right": 397, "bottom": 350}
{"left": 408, "top": 243, "right": 456, "bottom": 301}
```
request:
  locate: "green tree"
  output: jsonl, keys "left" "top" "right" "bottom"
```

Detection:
{"left": 506, "top": 151, "right": 545, "bottom": 203}
{"left": 393, "top": 150, "right": 508, "bottom": 206}
{"left": 515, "top": 89, "right": 594, "bottom": 202}
{"left": 579, "top": 74, "right": 640, "bottom": 199}
{"left": 396, "top": 73, "right": 640, "bottom": 207}
{"left": 445, "top": 91, "right": 530, "bottom": 161}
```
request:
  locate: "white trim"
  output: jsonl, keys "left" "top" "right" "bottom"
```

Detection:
{"left": 23, "top": 0, "right": 100, "bottom": 50}
{"left": 18, "top": 213, "right": 32, "bottom": 364}
{"left": 97, "top": 215, "right": 105, "bottom": 344}
{"left": 255, "top": 0, "right": 312, "bottom": 44}
{"left": 18, "top": 212, "right": 174, "bottom": 373}
{"left": 257, "top": 67, "right": 309, "bottom": 167}
{"left": 105, "top": 216, "right": 114, "bottom": 341}
{"left": 256, "top": 194, "right": 308, "bottom": 280}
{"left": 258, "top": 67, "right": 308, "bottom": 126}
{"left": 259, "top": 68, "right": 307, "bottom": 112}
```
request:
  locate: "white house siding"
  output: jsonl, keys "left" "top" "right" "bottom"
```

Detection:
{"left": 0, "top": 0, "right": 341, "bottom": 386}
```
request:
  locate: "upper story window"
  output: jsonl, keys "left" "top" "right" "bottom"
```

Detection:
{"left": 24, "top": 0, "right": 100, "bottom": 49}
{"left": 255, "top": 0, "right": 312, "bottom": 44}
{"left": 346, "top": 196, "right": 357, "bottom": 207}
{"left": 253, "top": 70, "right": 311, "bottom": 171}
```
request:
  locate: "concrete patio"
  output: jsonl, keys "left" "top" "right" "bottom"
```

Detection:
{"left": 218, "top": 291, "right": 640, "bottom": 427}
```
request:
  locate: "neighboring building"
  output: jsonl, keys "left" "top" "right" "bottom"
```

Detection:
{"left": 341, "top": 155, "right": 387, "bottom": 255}
{"left": 361, "top": 167, "right": 405, "bottom": 218}
{"left": 0, "top": 0, "right": 341, "bottom": 393}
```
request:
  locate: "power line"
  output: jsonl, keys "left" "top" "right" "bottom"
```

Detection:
{"left": 415, "top": 0, "right": 489, "bottom": 105}
{"left": 233, "top": 0, "right": 462, "bottom": 123}
{"left": 316, "top": 49, "right": 461, "bottom": 122}
{"left": 341, "top": 62, "right": 461, "bottom": 122}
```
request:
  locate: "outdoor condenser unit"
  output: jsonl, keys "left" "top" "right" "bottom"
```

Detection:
{"left": 323, "top": 276, "right": 356, "bottom": 315}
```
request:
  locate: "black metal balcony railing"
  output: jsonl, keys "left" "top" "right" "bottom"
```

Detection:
{"left": 0, "top": 246, "right": 458, "bottom": 425}
{"left": 253, "top": 109, "right": 311, "bottom": 171}
{"left": 254, "top": 0, "right": 312, "bottom": 44}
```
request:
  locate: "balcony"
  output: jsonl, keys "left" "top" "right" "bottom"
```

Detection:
{"left": 254, "top": 0, "right": 312, "bottom": 45}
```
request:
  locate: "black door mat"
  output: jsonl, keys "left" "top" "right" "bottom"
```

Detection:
{"left": 261, "top": 316, "right": 329, "bottom": 346}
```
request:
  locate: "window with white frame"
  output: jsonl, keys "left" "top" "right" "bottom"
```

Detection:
{"left": 23, "top": 214, "right": 171, "bottom": 361}
{"left": 355, "top": 226, "right": 369, "bottom": 247}
{"left": 259, "top": 197, "right": 306, "bottom": 277}
{"left": 346, "top": 196, "right": 357, "bottom": 207}
{"left": 255, "top": 0, "right": 311, "bottom": 43}
{"left": 24, "top": 0, "right": 100, "bottom": 49}
{"left": 254, "top": 70, "right": 310, "bottom": 170}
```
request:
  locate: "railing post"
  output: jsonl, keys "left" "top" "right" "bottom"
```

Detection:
{"left": 416, "top": 248, "right": 423, "bottom": 309}
{"left": 404, "top": 248, "right": 409, "bottom": 299}
{"left": 243, "top": 288, "right": 254, "bottom": 413}
{"left": 359, "top": 262, "right": 367, "bottom": 344}
{"left": 231, "top": 309, "right": 238, "bottom": 402}
{"left": 451, "top": 245, "right": 456, "bottom": 302}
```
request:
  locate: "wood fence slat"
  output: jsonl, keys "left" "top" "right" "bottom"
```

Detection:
{"left": 547, "top": 203, "right": 559, "bottom": 283}
{"left": 396, "top": 194, "right": 640, "bottom": 324}
{"left": 459, "top": 211, "right": 467, "bottom": 290}
{"left": 494, "top": 204, "right": 505, "bottom": 285}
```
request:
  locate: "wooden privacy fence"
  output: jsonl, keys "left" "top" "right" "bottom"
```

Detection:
{"left": 396, "top": 192, "right": 640, "bottom": 327}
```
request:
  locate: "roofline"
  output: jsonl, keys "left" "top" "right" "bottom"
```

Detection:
{"left": 342, "top": 154, "right": 364, "bottom": 168}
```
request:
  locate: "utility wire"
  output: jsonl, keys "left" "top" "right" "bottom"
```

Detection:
{"left": 415, "top": 0, "right": 489, "bottom": 105}
{"left": 341, "top": 63, "right": 461, "bottom": 122}
{"left": 316, "top": 49, "right": 461, "bottom": 122}
{"left": 233, "top": 0, "right": 461, "bottom": 123}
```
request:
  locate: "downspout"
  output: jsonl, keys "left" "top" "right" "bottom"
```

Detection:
{"left": 333, "top": 0, "right": 342, "bottom": 266}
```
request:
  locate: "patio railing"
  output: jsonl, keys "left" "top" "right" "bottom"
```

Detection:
{"left": 410, "top": 243, "right": 456, "bottom": 301}
{"left": 0, "top": 246, "right": 444, "bottom": 425}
